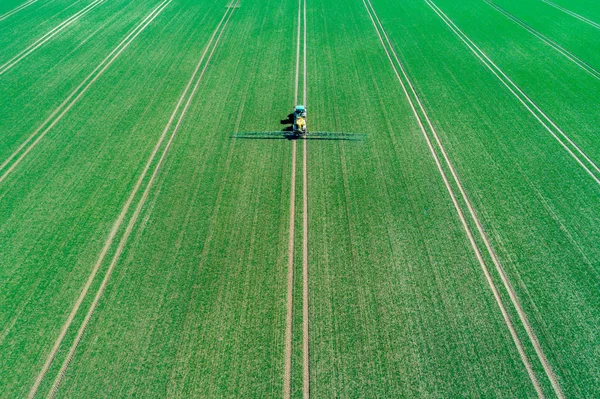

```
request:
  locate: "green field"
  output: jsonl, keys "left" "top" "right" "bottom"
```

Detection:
{"left": 1, "top": 0, "right": 599, "bottom": 397}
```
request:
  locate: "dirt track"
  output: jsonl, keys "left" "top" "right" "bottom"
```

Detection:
{"left": 0, "top": 0, "right": 107, "bottom": 76}
{"left": 284, "top": 1, "right": 309, "bottom": 396}
{"left": 27, "top": 3, "right": 236, "bottom": 396}
{"left": 424, "top": 2, "right": 568, "bottom": 396}
{"left": 541, "top": 0, "right": 600, "bottom": 30}
{"left": 361, "top": 0, "right": 562, "bottom": 397}
{"left": 283, "top": 138, "right": 296, "bottom": 399}
{"left": 425, "top": 0, "right": 600, "bottom": 189}
{"left": 301, "top": 0, "right": 310, "bottom": 397}
{"left": 0, "top": 0, "right": 39, "bottom": 22}
{"left": 485, "top": 0, "right": 600, "bottom": 81}
{"left": 0, "top": 0, "right": 173, "bottom": 186}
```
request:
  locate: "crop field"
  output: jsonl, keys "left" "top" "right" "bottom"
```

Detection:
{"left": 1, "top": 0, "right": 599, "bottom": 397}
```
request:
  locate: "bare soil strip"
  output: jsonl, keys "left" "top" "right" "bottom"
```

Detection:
{"left": 302, "top": 141, "right": 309, "bottom": 399}
{"left": 283, "top": 140, "right": 296, "bottom": 399}
{"left": 425, "top": 0, "right": 600, "bottom": 188}
{"left": 46, "top": 7, "right": 237, "bottom": 392}
{"left": 540, "top": 0, "right": 600, "bottom": 30}
{"left": 362, "top": 0, "right": 548, "bottom": 397}
{"left": 301, "top": 0, "right": 309, "bottom": 396}
{"left": 423, "top": 4, "right": 583, "bottom": 395}
{"left": 27, "top": 3, "right": 237, "bottom": 397}
{"left": 0, "top": 0, "right": 172, "bottom": 186}
{"left": 0, "top": 0, "right": 107, "bottom": 75}
{"left": 0, "top": 0, "right": 39, "bottom": 22}
{"left": 485, "top": 0, "right": 600, "bottom": 81}
{"left": 284, "top": 0, "right": 303, "bottom": 397}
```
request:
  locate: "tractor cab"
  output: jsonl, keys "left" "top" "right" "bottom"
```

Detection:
{"left": 294, "top": 105, "right": 306, "bottom": 117}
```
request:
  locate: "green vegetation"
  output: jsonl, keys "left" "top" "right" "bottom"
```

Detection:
{"left": 0, "top": 0, "right": 598, "bottom": 397}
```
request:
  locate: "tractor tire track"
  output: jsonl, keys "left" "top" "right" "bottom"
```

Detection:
{"left": 45, "top": 4, "right": 238, "bottom": 395}
{"left": 423, "top": 4, "right": 586, "bottom": 395}
{"left": 0, "top": 0, "right": 39, "bottom": 22}
{"left": 283, "top": 139, "right": 296, "bottom": 399}
{"left": 28, "top": 3, "right": 238, "bottom": 397}
{"left": 284, "top": 0, "right": 304, "bottom": 396}
{"left": 540, "top": 0, "right": 600, "bottom": 30}
{"left": 485, "top": 0, "right": 600, "bottom": 81}
{"left": 0, "top": 0, "right": 171, "bottom": 187}
{"left": 302, "top": 137, "right": 309, "bottom": 399}
{"left": 0, "top": 0, "right": 107, "bottom": 76}
{"left": 45, "top": 5, "right": 239, "bottom": 396}
{"left": 301, "top": 0, "right": 310, "bottom": 397}
{"left": 362, "top": 0, "right": 549, "bottom": 397}
{"left": 424, "top": 0, "right": 600, "bottom": 188}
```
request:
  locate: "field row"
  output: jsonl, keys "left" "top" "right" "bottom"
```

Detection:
{"left": 0, "top": 0, "right": 598, "bottom": 397}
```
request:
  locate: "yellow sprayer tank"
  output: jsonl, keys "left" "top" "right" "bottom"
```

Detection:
{"left": 297, "top": 117, "right": 305, "bottom": 130}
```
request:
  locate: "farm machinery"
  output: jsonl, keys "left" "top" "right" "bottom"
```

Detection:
{"left": 293, "top": 105, "right": 307, "bottom": 135}
{"left": 233, "top": 105, "right": 365, "bottom": 141}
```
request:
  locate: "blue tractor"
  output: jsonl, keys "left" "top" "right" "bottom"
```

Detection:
{"left": 232, "top": 105, "right": 364, "bottom": 141}
{"left": 293, "top": 105, "right": 307, "bottom": 135}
